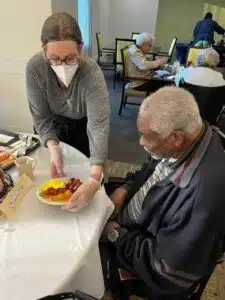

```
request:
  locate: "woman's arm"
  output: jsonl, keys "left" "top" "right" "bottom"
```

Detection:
{"left": 26, "top": 58, "right": 59, "bottom": 147}
{"left": 84, "top": 63, "right": 110, "bottom": 178}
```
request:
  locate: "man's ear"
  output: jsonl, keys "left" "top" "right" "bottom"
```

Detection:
{"left": 173, "top": 131, "right": 185, "bottom": 147}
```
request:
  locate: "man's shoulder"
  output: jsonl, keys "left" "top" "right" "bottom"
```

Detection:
{"left": 199, "top": 132, "right": 225, "bottom": 180}
{"left": 26, "top": 52, "right": 47, "bottom": 75}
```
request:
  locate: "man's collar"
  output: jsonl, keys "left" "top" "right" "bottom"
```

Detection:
{"left": 169, "top": 122, "right": 212, "bottom": 188}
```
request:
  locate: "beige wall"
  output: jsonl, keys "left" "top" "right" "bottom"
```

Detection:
{"left": 0, "top": 0, "right": 52, "bottom": 132}
{"left": 155, "top": 0, "right": 225, "bottom": 51}
{"left": 91, "top": 0, "right": 160, "bottom": 58}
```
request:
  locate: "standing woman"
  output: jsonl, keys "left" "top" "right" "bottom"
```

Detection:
{"left": 26, "top": 12, "right": 110, "bottom": 212}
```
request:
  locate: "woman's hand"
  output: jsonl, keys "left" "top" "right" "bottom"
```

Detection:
{"left": 63, "top": 177, "right": 100, "bottom": 212}
{"left": 48, "top": 144, "right": 66, "bottom": 178}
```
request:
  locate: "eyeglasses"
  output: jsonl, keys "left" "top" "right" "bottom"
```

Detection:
{"left": 45, "top": 54, "right": 79, "bottom": 66}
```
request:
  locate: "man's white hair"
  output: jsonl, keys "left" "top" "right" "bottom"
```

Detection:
{"left": 139, "top": 87, "right": 202, "bottom": 138}
{"left": 136, "top": 32, "right": 154, "bottom": 47}
{"left": 196, "top": 48, "right": 220, "bottom": 68}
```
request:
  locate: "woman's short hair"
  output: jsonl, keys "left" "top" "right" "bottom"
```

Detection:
{"left": 136, "top": 32, "right": 154, "bottom": 47}
{"left": 139, "top": 87, "right": 202, "bottom": 138}
{"left": 41, "top": 12, "right": 83, "bottom": 45}
{"left": 196, "top": 48, "right": 220, "bottom": 68}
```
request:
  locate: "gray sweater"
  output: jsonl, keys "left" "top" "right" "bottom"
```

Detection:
{"left": 26, "top": 52, "right": 110, "bottom": 165}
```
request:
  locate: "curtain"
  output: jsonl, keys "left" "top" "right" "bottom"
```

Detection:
{"left": 78, "top": 0, "right": 91, "bottom": 54}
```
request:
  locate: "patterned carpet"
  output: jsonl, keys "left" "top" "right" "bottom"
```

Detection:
{"left": 106, "top": 160, "right": 225, "bottom": 300}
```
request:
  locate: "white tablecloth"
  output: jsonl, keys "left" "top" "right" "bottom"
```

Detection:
{"left": 0, "top": 142, "right": 114, "bottom": 300}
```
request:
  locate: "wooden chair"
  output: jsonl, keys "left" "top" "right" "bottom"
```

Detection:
{"left": 151, "top": 37, "right": 177, "bottom": 62}
{"left": 96, "top": 32, "right": 115, "bottom": 69}
{"left": 131, "top": 32, "right": 140, "bottom": 40}
{"left": 181, "top": 82, "right": 225, "bottom": 125}
{"left": 113, "top": 38, "right": 136, "bottom": 89}
{"left": 118, "top": 46, "right": 148, "bottom": 116}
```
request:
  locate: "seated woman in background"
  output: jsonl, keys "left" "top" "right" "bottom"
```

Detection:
{"left": 127, "top": 32, "right": 166, "bottom": 92}
{"left": 175, "top": 48, "right": 225, "bottom": 87}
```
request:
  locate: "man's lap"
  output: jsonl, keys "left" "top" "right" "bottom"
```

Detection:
{"left": 99, "top": 242, "right": 151, "bottom": 298}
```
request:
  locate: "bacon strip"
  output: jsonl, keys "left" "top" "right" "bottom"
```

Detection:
{"left": 41, "top": 177, "right": 82, "bottom": 198}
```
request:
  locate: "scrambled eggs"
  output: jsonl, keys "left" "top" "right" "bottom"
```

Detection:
{"left": 40, "top": 179, "right": 65, "bottom": 193}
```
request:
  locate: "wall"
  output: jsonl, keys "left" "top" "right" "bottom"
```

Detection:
{"left": 99, "top": 0, "right": 111, "bottom": 46}
{"left": 155, "top": 0, "right": 225, "bottom": 51}
{"left": 109, "top": 0, "right": 159, "bottom": 40}
{"left": 91, "top": 0, "right": 159, "bottom": 58}
{"left": 0, "top": 0, "right": 52, "bottom": 133}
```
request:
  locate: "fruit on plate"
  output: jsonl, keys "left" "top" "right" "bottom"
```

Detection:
{"left": 40, "top": 178, "right": 82, "bottom": 201}
{"left": 0, "top": 149, "right": 16, "bottom": 165}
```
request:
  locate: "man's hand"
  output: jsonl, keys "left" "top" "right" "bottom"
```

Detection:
{"left": 102, "top": 221, "right": 120, "bottom": 240}
{"left": 63, "top": 177, "right": 100, "bottom": 212}
{"left": 110, "top": 187, "right": 128, "bottom": 219}
{"left": 48, "top": 144, "right": 66, "bottom": 178}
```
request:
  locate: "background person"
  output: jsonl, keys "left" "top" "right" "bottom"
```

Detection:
{"left": 175, "top": 48, "right": 225, "bottom": 87}
{"left": 193, "top": 12, "right": 225, "bottom": 47}
{"left": 127, "top": 32, "right": 167, "bottom": 92}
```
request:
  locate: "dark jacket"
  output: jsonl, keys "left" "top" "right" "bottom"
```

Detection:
{"left": 115, "top": 125, "right": 225, "bottom": 299}
{"left": 193, "top": 18, "right": 225, "bottom": 44}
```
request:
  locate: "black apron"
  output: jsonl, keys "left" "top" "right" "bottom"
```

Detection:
{"left": 53, "top": 115, "right": 90, "bottom": 157}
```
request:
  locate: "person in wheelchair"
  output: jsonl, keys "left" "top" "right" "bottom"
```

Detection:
{"left": 101, "top": 87, "right": 225, "bottom": 300}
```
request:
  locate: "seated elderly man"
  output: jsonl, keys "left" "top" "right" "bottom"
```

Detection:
{"left": 175, "top": 48, "right": 225, "bottom": 87}
{"left": 101, "top": 86, "right": 225, "bottom": 300}
{"left": 127, "top": 32, "right": 167, "bottom": 92}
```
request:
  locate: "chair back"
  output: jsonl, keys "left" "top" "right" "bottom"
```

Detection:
{"left": 168, "top": 37, "right": 178, "bottom": 61}
{"left": 120, "top": 46, "right": 130, "bottom": 82}
{"left": 96, "top": 32, "right": 103, "bottom": 53}
{"left": 131, "top": 32, "right": 140, "bottom": 40}
{"left": 115, "top": 38, "right": 135, "bottom": 65}
{"left": 186, "top": 47, "right": 206, "bottom": 67}
{"left": 181, "top": 82, "right": 225, "bottom": 125}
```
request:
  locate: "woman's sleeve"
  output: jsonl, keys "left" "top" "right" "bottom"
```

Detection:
{"left": 84, "top": 64, "right": 110, "bottom": 165}
{"left": 26, "top": 59, "right": 59, "bottom": 146}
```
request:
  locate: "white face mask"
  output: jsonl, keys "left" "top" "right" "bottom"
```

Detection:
{"left": 143, "top": 146, "right": 164, "bottom": 160}
{"left": 51, "top": 63, "right": 79, "bottom": 87}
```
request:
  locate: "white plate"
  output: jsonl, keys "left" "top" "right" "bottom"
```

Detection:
{"left": 36, "top": 177, "right": 70, "bottom": 206}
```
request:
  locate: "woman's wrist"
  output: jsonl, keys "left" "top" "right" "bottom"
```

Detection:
{"left": 90, "top": 165, "right": 103, "bottom": 182}
{"left": 47, "top": 139, "right": 59, "bottom": 149}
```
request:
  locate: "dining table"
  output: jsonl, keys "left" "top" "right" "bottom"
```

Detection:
{"left": 0, "top": 140, "right": 114, "bottom": 300}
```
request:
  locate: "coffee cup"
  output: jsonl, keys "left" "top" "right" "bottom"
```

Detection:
{"left": 15, "top": 156, "right": 37, "bottom": 179}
